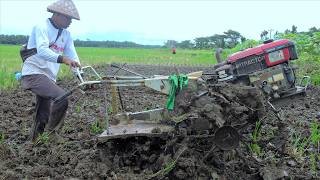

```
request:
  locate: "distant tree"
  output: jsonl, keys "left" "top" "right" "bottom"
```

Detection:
{"left": 273, "top": 31, "right": 281, "bottom": 39}
{"left": 0, "top": 34, "right": 28, "bottom": 44}
{"left": 177, "top": 40, "right": 194, "bottom": 49}
{"left": 164, "top": 40, "right": 177, "bottom": 48}
{"left": 284, "top": 29, "right": 291, "bottom": 34}
{"left": 223, "top": 29, "right": 242, "bottom": 48}
{"left": 291, "top": 25, "right": 298, "bottom": 34}
{"left": 308, "top": 27, "right": 320, "bottom": 35}
{"left": 260, "top": 30, "right": 268, "bottom": 40}
{"left": 208, "top": 34, "right": 226, "bottom": 48}
{"left": 194, "top": 37, "right": 211, "bottom": 49}
{"left": 241, "top": 36, "right": 247, "bottom": 43}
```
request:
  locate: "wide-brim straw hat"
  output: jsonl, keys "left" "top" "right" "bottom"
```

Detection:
{"left": 47, "top": 0, "right": 80, "bottom": 20}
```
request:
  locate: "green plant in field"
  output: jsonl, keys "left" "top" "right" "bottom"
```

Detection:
{"left": 289, "top": 131, "right": 310, "bottom": 159}
{"left": 276, "top": 32, "right": 320, "bottom": 86}
{"left": 296, "top": 61, "right": 320, "bottom": 86}
{"left": 248, "top": 143, "right": 261, "bottom": 156}
{"left": 0, "top": 132, "right": 5, "bottom": 144}
{"left": 312, "top": 75, "right": 320, "bottom": 86}
{"left": 107, "top": 106, "right": 113, "bottom": 114}
{"left": 158, "top": 159, "right": 177, "bottom": 177}
{"left": 150, "top": 147, "right": 187, "bottom": 178}
{"left": 36, "top": 132, "right": 49, "bottom": 145}
{"left": 90, "top": 120, "right": 104, "bottom": 134}
{"left": 310, "top": 121, "right": 320, "bottom": 152}
{"left": 248, "top": 120, "right": 263, "bottom": 156}
{"left": 75, "top": 103, "right": 81, "bottom": 113}
{"left": 309, "top": 120, "right": 320, "bottom": 177}
{"left": 310, "top": 153, "right": 318, "bottom": 177}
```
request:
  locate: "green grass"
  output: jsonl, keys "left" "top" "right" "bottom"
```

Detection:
{"left": 1, "top": 43, "right": 319, "bottom": 90}
{"left": 309, "top": 121, "right": 320, "bottom": 177}
{"left": 310, "top": 153, "right": 318, "bottom": 177}
{"left": 0, "top": 44, "right": 216, "bottom": 89}
{"left": 248, "top": 119, "right": 263, "bottom": 156}
{"left": 295, "top": 60, "right": 320, "bottom": 86}
{"left": 289, "top": 131, "right": 310, "bottom": 159}
{"left": 35, "top": 132, "right": 50, "bottom": 145}
{"left": 90, "top": 120, "right": 104, "bottom": 134}
{"left": 0, "top": 45, "right": 22, "bottom": 89}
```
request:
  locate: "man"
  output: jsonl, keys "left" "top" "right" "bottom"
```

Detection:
{"left": 172, "top": 47, "right": 176, "bottom": 54}
{"left": 21, "top": 0, "right": 81, "bottom": 142}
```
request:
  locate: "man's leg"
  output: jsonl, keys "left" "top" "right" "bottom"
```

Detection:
{"left": 30, "top": 95, "right": 50, "bottom": 140}
{"left": 46, "top": 95, "right": 68, "bottom": 131}
{"left": 21, "top": 74, "right": 68, "bottom": 139}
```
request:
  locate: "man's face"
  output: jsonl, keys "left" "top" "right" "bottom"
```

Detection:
{"left": 55, "top": 13, "right": 72, "bottom": 29}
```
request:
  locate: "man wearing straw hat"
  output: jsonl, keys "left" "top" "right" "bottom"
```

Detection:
{"left": 21, "top": 0, "right": 81, "bottom": 142}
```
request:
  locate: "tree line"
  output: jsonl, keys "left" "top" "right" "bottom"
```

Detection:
{"left": 0, "top": 35, "right": 28, "bottom": 45}
{"left": 165, "top": 29, "right": 246, "bottom": 49}
{"left": 1, "top": 26, "right": 319, "bottom": 49}
{"left": 73, "top": 39, "right": 161, "bottom": 48}
{"left": 165, "top": 26, "right": 320, "bottom": 49}
{"left": 260, "top": 26, "right": 320, "bottom": 40}
{"left": 0, "top": 35, "right": 161, "bottom": 48}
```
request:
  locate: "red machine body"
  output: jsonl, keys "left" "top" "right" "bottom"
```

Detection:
{"left": 211, "top": 39, "right": 309, "bottom": 99}
{"left": 228, "top": 39, "right": 296, "bottom": 63}
{"left": 226, "top": 39, "right": 298, "bottom": 75}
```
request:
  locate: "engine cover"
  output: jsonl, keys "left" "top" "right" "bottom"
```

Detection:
{"left": 248, "top": 63, "right": 296, "bottom": 98}
{"left": 228, "top": 39, "right": 298, "bottom": 76}
{"left": 210, "top": 39, "right": 309, "bottom": 99}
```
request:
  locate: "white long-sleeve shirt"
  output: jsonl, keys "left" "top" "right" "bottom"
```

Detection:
{"left": 22, "top": 18, "right": 80, "bottom": 81}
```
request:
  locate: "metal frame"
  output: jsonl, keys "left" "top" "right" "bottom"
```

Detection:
{"left": 64, "top": 66, "right": 203, "bottom": 142}
{"left": 74, "top": 66, "right": 201, "bottom": 95}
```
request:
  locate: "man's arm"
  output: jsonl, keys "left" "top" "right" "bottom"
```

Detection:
{"left": 34, "top": 25, "right": 61, "bottom": 63}
{"left": 34, "top": 25, "right": 80, "bottom": 68}
{"left": 62, "top": 33, "right": 81, "bottom": 69}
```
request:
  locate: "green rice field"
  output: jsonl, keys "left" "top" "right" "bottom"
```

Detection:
{"left": 1, "top": 43, "right": 319, "bottom": 90}
{"left": 0, "top": 45, "right": 217, "bottom": 89}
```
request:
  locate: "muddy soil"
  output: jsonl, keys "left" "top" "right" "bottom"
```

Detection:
{"left": 0, "top": 64, "right": 319, "bottom": 179}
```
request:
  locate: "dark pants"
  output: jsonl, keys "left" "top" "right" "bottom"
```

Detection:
{"left": 21, "top": 74, "right": 68, "bottom": 140}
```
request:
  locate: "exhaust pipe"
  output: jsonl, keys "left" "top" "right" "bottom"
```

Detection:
{"left": 215, "top": 48, "right": 223, "bottom": 63}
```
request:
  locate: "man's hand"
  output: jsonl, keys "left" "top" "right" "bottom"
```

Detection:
{"left": 62, "top": 56, "right": 81, "bottom": 68}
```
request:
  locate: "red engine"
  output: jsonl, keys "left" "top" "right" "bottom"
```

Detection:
{"left": 212, "top": 39, "right": 310, "bottom": 99}
{"left": 228, "top": 39, "right": 298, "bottom": 75}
